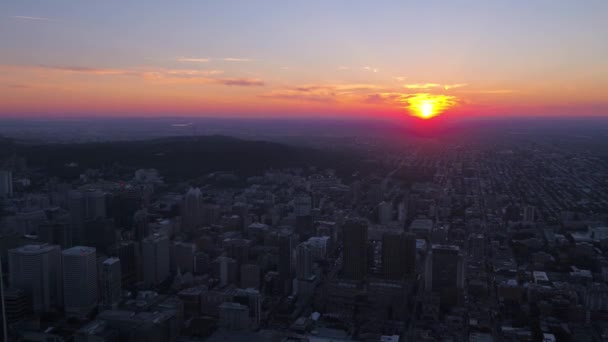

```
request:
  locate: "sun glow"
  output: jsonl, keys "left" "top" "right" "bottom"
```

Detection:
{"left": 405, "top": 93, "right": 456, "bottom": 119}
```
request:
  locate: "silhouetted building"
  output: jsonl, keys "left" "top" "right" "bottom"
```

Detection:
{"left": 342, "top": 218, "right": 368, "bottom": 281}
{"left": 382, "top": 232, "right": 416, "bottom": 279}
{"left": 142, "top": 234, "right": 170, "bottom": 287}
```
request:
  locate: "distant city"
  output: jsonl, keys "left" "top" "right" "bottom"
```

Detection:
{"left": 0, "top": 118, "right": 607, "bottom": 341}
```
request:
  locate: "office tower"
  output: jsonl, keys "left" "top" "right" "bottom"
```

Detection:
{"left": 108, "top": 241, "right": 137, "bottom": 287}
{"left": 111, "top": 186, "right": 141, "bottom": 230}
{"left": 8, "top": 244, "right": 62, "bottom": 313}
{"left": 68, "top": 188, "right": 107, "bottom": 245}
{"left": 342, "top": 218, "right": 368, "bottom": 281}
{"left": 424, "top": 244, "right": 465, "bottom": 307}
{"left": 306, "top": 236, "right": 330, "bottom": 260}
{"left": 378, "top": 201, "right": 393, "bottom": 224}
{"left": 234, "top": 288, "right": 262, "bottom": 328}
{"left": 278, "top": 230, "right": 294, "bottom": 294}
{"left": 397, "top": 201, "right": 407, "bottom": 223}
{"left": 382, "top": 232, "right": 416, "bottom": 279}
{"left": 142, "top": 234, "right": 170, "bottom": 286}
{"left": 182, "top": 187, "right": 203, "bottom": 232}
{"left": 133, "top": 209, "right": 149, "bottom": 241}
{"left": 214, "top": 256, "right": 238, "bottom": 286}
{"left": 240, "top": 264, "right": 261, "bottom": 289}
{"left": 523, "top": 205, "right": 535, "bottom": 223}
{"left": 83, "top": 217, "right": 116, "bottom": 252}
{"left": 38, "top": 222, "right": 72, "bottom": 248}
{"left": 0, "top": 170, "right": 13, "bottom": 198}
{"left": 296, "top": 242, "right": 313, "bottom": 280}
{"left": 101, "top": 257, "right": 122, "bottom": 309}
{"left": 2, "top": 288, "right": 31, "bottom": 325}
{"left": 202, "top": 204, "right": 221, "bottom": 226}
{"left": 218, "top": 302, "right": 250, "bottom": 330}
{"left": 294, "top": 194, "right": 313, "bottom": 240}
{"left": 62, "top": 246, "right": 98, "bottom": 318}
{"left": 171, "top": 241, "right": 196, "bottom": 274}
{"left": 469, "top": 234, "right": 486, "bottom": 259}
{"left": 223, "top": 238, "right": 251, "bottom": 266}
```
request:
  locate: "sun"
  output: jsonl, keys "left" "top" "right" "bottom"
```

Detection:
{"left": 419, "top": 101, "right": 435, "bottom": 119}
{"left": 405, "top": 93, "right": 456, "bottom": 119}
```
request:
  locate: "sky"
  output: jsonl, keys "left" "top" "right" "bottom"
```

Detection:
{"left": 1, "top": 0, "right": 607, "bottom": 120}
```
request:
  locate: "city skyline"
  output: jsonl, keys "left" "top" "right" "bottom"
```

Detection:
{"left": 1, "top": 1, "right": 607, "bottom": 119}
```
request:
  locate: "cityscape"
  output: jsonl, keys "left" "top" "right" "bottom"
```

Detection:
{"left": 1, "top": 1, "right": 608, "bottom": 342}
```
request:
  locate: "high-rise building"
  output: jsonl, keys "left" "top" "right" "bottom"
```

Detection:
{"left": 108, "top": 241, "right": 137, "bottom": 287}
{"left": 38, "top": 222, "right": 72, "bottom": 248}
{"left": 101, "top": 257, "right": 122, "bottom": 309}
{"left": 62, "top": 246, "right": 98, "bottom": 317}
{"left": 0, "top": 170, "right": 13, "bottom": 198}
{"left": 182, "top": 187, "right": 203, "bottom": 232}
{"left": 424, "top": 244, "right": 464, "bottom": 307}
{"left": 8, "top": 244, "right": 62, "bottom": 313}
{"left": 133, "top": 209, "right": 149, "bottom": 241}
{"left": 523, "top": 205, "right": 535, "bottom": 223}
{"left": 378, "top": 201, "right": 393, "bottom": 224}
{"left": 214, "top": 256, "right": 238, "bottom": 286}
{"left": 296, "top": 242, "right": 313, "bottom": 280}
{"left": 342, "top": 218, "right": 368, "bottom": 281}
{"left": 240, "top": 264, "right": 261, "bottom": 289}
{"left": 278, "top": 230, "right": 294, "bottom": 294}
{"left": 382, "top": 232, "right": 416, "bottom": 279}
{"left": 171, "top": 241, "right": 196, "bottom": 274}
{"left": 142, "top": 234, "right": 170, "bottom": 287}
{"left": 294, "top": 194, "right": 313, "bottom": 240}
{"left": 68, "top": 188, "right": 107, "bottom": 245}
{"left": 218, "top": 302, "right": 250, "bottom": 330}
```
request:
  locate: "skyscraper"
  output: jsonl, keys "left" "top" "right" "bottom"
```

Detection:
{"left": 68, "top": 188, "right": 107, "bottom": 245}
{"left": 342, "top": 218, "right": 368, "bottom": 281}
{"left": 382, "top": 232, "right": 416, "bottom": 279}
{"left": 0, "top": 170, "right": 13, "bottom": 198}
{"left": 142, "top": 234, "right": 170, "bottom": 286}
{"left": 523, "top": 205, "right": 535, "bottom": 223}
{"left": 8, "top": 244, "right": 62, "bottom": 313}
{"left": 62, "top": 246, "right": 98, "bottom": 318}
{"left": 101, "top": 257, "right": 122, "bottom": 309}
{"left": 182, "top": 187, "right": 203, "bottom": 232}
{"left": 278, "top": 230, "right": 294, "bottom": 294}
{"left": 296, "top": 242, "right": 313, "bottom": 280}
{"left": 424, "top": 244, "right": 465, "bottom": 307}
{"left": 133, "top": 209, "right": 150, "bottom": 241}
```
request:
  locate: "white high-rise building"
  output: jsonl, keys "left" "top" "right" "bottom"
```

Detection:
{"left": 62, "top": 246, "right": 98, "bottom": 317}
{"left": 0, "top": 170, "right": 13, "bottom": 198}
{"left": 8, "top": 244, "right": 62, "bottom": 313}
{"left": 101, "top": 257, "right": 122, "bottom": 309}
{"left": 142, "top": 234, "right": 170, "bottom": 286}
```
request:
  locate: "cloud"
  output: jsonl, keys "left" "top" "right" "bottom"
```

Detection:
{"left": 362, "top": 66, "right": 379, "bottom": 73}
{"left": 394, "top": 76, "right": 407, "bottom": 82}
{"left": 260, "top": 83, "right": 382, "bottom": 103}
{"left": 465, "top": 89, "right": 516, "bottom": 94}
{"left": 10, "top": 15, "right": 50, "bottom": 21}
{"left": 259, "top": 90, "right": 336, "bottom": 103}
{"left": 5, "top": 83, "right": 30, "bottom": 89}
{"left": 7, "top": 64, "right": 264, "bottom": 87}
{"left": 404, "top": 83, "right": 441, "bottom": 89}
{"left": 337, "top": 66, "right": 350, "bottom": 71}
{"left": 223, "top": 58, "right": 252, "bottom": 62}
{"left": 444, "top": 83, "right": 468, "bottom": 90}
{"left": 217, "top": 78, "right": 264, "bottom": 86}
{"left": 177, "top": 57, "right": 211, "bottom": 63}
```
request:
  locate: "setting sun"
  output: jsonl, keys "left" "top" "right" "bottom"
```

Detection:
{"left": 405, "top": 93, "right": 456, "bottom": 119}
